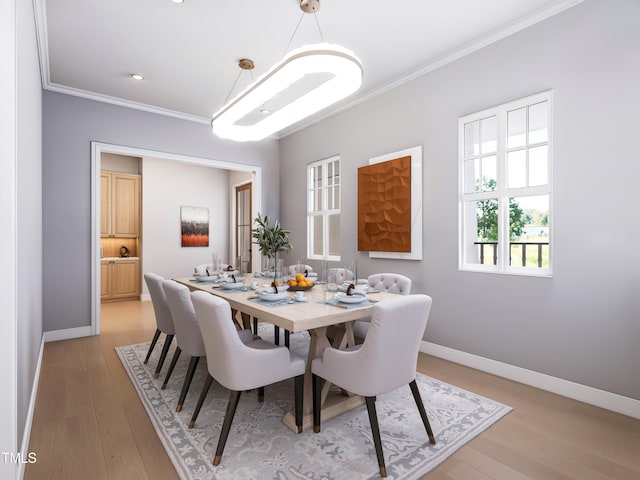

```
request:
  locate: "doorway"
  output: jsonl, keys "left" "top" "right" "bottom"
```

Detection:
{"left": 236, "top": 183, "right": 253, "bottom": 273}
{"left": 91, "top": 142, "right": 262, "bottom": 335}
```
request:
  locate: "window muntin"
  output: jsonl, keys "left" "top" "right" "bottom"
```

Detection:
{"left": 459, "top": 91, "right": 552, "bottom": 276}
{"left": 308, "top": 155, "right": 341, "bottom": 261}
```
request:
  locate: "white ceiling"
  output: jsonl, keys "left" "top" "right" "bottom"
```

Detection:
{"left": 36, "top": 0, "right": 582, "bottom": 138}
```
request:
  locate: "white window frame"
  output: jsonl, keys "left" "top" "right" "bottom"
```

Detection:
{"left": 458, "top": 90, "right": 553, "bottom": 277}
{"left": 307, "top": 155, "right": 341, "bottom": 261}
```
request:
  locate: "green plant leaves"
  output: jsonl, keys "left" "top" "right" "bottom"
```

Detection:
{"left": 252, "top": 213, "right": 293, "bottom": 259}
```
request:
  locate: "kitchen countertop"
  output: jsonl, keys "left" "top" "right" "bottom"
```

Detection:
{"left": 101, "top": 257, "right": 140, "bottom": 261}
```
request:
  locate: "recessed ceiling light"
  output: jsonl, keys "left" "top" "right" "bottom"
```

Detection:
{"left": 131, "top": 73, "right": 144, "bottom": 81}
{"left": 171, "top": 0, "right": 185, "bottom": 4}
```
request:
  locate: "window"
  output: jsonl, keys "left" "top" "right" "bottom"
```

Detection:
{"left": 307, "top": 155, "right": 341, "bottom": 261}
{"left": 459, "top": 91, "right": 552, "bottom": 276}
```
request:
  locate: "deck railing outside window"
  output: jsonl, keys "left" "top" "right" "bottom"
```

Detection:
{"left": 474, "top": 241, "right": 549, "bottom": 268}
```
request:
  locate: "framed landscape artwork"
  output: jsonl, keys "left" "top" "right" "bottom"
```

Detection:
{"left": 180, "top": 206, "right": 209, "bottom": 247}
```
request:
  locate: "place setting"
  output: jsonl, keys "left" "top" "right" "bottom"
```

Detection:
{"left": 320, "top": 281, "right": 377, "bottom": 309}
{"left": 247, "top": 279, "right": 313, "bottom": 307}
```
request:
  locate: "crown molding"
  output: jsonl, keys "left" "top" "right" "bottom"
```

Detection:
{"left": 33, "top": 0, "right": 584, "bottom": 139}
{"left": 44, "top": 82, "right": 212, "bottom": 125}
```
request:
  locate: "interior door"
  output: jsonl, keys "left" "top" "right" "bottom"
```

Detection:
{"left": 236, "top": 183, "right": 252, "bottom": 273}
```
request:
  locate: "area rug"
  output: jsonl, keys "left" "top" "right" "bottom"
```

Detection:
{"left": 116, "top": 326, "right": 511, "bottom": 480}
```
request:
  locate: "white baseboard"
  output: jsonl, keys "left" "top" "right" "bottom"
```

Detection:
{"left": 421, "top": 341, "right": 640, "bottom": 420}
{"left": 17, "top": 335, "right": 44, "bottom": 480}
{"left": 140, "top": 293, "right": 151, "bottom": 302}
{"left": 43, "top": 325, "right": 93, "bottom": 343}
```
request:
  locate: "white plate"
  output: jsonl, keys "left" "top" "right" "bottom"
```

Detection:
{"left": 220, "top": 282, "right": 245, "bottom": 290}
{"left": 195, "top": 276, "right": 218, "bottom": 283}
{"left": 335, "top": 292, "right": 368, "bottom": 304}
{"left": 338, "top": 284, "right": 367, "bottom": 294}
{"left": 258, "top": 291, "right": 289, "bottom": 302}
{"left": 257, "top": 285, "right": 288, "bottom": 294}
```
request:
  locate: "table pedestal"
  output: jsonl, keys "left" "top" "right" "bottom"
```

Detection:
{"left": 283, "top": 322, "right": 359, "bottom": 432}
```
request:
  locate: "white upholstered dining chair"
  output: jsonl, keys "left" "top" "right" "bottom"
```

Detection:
{"left": 160, "top": 280, "right": 208, "bottom": 412}
{"left": 312, "top": 294, "right": 436, "bottom": 478}
{"left": 353, "top": 272, "right": 412, "bottom": 340}
{"left": 190, "top": 291, "right": 306, "bottom": 466}
{"left": 328, "top": 267, "right": 354, "bottom": 285}
{"left": 287, "top": 264, "right": 313, "bottom": 276}
{"left": 143, "top": 273, "right": 175, "bottom": 379}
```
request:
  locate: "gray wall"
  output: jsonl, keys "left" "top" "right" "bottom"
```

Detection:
{"left": 43, "top": 92, "right": 280, "bottom": 331}
{"left": 141, "top": 157, "right": 231, "bottom": 287}
{"left": 17, "top": 0, "right": 43, "bottom": 454}
{"left": 280, "top": 0, "right": 640, "bottom": 400}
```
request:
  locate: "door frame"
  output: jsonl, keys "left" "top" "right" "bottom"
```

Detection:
{"left": 233, "top": 181, "right": 253, "bottom": 273}
{"left": 91, "top": 142, "right": 262, "bottom": 335}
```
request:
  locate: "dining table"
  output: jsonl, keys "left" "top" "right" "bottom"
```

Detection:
{"left": 175, "top": 274, "right": 397, "bottom": 432}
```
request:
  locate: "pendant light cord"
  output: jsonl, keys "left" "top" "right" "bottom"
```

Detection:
{"left": 222, "top": 68, "right": 244, "bottom": 106}
{"left": 284, "top": 8, "right": 326, "bottom": 56}
{"left": 283, "top": 13, "right": 305, "bottom": 57}
{"left": 223, "top": 3, "right": 326, "bottom": 111}
{"left": 314, "top": 12, "right": 325, "bottom": 43}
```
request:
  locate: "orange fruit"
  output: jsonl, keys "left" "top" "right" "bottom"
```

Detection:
{"left": 288, "top": 279, "right": 297, "bottom": 287}
{"left": 295, "top": 273, "right": 306, "bottom": 283}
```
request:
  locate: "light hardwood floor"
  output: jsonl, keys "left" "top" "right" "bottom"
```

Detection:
{"left": 26, "top": 300, "right": 640, "bottom": 479}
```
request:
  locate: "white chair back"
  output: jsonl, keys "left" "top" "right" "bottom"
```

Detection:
{"left": 191, "top": 291, "right": 305, "bottom": 392}
{"left": 368, "top": 273, "right": 411, "bottom": 295}
{"left": 288, "top": 264, "right": 313, "bottom": 277}
{"left": 314, "top": 295, "right": 432, "bottom": 397}
{"left": 362, "top": 295, "right": 431, "bottom": 393}
{"left": 144, "top": 273, "right": 175, "bottom": 334}
{"left": 162, "top": 280, "right": 206, "bottom": 357}
{"left": 328, "top": 268, "right": 354, "bottom": 285}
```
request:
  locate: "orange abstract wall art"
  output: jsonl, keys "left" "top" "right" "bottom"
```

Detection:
{"left": 357, "top": 156, "right": 412, "bottom": 252}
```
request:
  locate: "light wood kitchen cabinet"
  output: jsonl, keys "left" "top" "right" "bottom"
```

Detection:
{"left": 101, "top": 259, "right": 140, "bottom": 301}
{"left": 101, "top": 171, "right": 141, "bottom": 238}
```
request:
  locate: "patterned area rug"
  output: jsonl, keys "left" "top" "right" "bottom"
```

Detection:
{"left": 116, "top": 326, "right": 511, "bottom": 480}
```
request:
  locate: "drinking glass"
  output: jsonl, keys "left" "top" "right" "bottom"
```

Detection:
{"left": 261, "top": 256, "right": 271, "bottom": 275}
{"left": 327, "top": 269, "right": 338, "bottom": 292}
{"left": 276, "top": 258, "right": 285, "bottom": 280}
{"left": 212, "top": 252, "right": 221, "bottom": 272}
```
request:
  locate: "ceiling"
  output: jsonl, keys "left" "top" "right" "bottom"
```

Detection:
{"left": 36, "top": 0, "right": 582, "bottom": 138}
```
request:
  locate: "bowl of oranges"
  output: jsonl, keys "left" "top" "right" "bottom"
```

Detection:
{"left": 288, "top": 273, "right": 315, "bottom": 291}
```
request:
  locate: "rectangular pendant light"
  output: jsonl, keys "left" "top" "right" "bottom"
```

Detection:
{"left": 211, "top": 44, "right": 362, "bottom": 142}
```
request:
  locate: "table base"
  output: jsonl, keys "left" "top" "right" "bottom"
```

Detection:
{"left": 282, "top": 394, "right": 364, "bottom": 432}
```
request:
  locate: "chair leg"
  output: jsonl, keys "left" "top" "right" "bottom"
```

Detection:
{"left": 153, "top": 334, "right": 174, "bottom": 379}
{"left": 189, "top": 373, "right": 213, "bottom": 428}
{"left": 144, "top": 329, "right": 161, "bottom": 364}
{"left": 294, "top": 374, "right": 304, "bottom": 433}
{"left": 284, "top": 329, "right": 290, "bottom": 348}
{"left": 365, "top": 396, "right": 387, "bottom": 478}
{"left": 274, "top": 325, "right": 280, "bottom": 345}
{"left": 213, "top": 390, "right": 242, "bottom": 466}
{"left": 312, "top": 374, "right": 322, "bottom": 433}
{"left": 161, "top": 346, "right": 181, "bottom": 390}
{"left": 176, "top": 356, "right": 200, "bottom": 412}
{"left": 409, "top": 380, "right": 436, "bottom": 444}
{"left": 253, "top": 317, "right": 258, "bottom": 335}
{"left": 257, "top": 386, "right": 264, "bottom": 402}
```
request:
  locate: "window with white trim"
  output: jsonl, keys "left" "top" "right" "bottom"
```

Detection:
{"left": 307, "top": 155, "right": 341, "bottom": 261}
{"left": 459, "top": 91, "right": 552, "bottom": 276}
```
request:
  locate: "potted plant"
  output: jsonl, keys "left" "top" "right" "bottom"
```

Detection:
{"left": 252, "top": 213, "right": 293, "bottom": 275}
